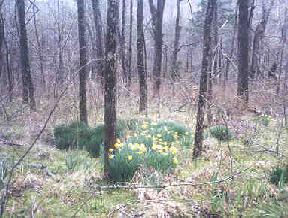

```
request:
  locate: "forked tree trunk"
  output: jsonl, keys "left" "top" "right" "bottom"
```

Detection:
{"left": 77, "top": 0, "right": 88, "bottom": 124}
{"left": 193, "top": 0, "right": 216, "bottom": 158}
{"left": 137, "top": 0, "right": 147, "bottom": 112}
{"left": 237, "top": 0, "right": 249, "bottom": 104}
{"left": 16, "top": 0, "right": 36, "bottom": 110}
{"left": 104, "top": 0, "right": 119, "bottom": 179}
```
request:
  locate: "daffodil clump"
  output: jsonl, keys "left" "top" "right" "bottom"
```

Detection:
{"left": 108, "top": 120, "right": 192, "bottom": 182}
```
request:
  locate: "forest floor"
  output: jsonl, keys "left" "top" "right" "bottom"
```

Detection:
{"left": 0, "top": 82, "right": 288, "bottom": 217}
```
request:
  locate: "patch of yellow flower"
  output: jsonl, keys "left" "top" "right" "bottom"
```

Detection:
{"left": 114, "top": 139, "right": 124, "bottom": 149}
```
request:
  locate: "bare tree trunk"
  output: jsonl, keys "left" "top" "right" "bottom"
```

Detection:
{"left": 91, "top": 0, "right": 104, "bottom": 85}
{"left": 104, "top": 0, "right": 119, "bottom": 179}
{"left": 137, "top": 0, "right": 147, "bottom": 113}
{"left": 207, "top": 0, "right": 218, "bottom": 125}
{"left": 149, "top": 0, "right": 165, "bottom": 97}
{"left": 127, "top": 0, "right": 133, "bottom": 88}
{"left": 33, "top": 6, "right": 45, "bottom": 91}
{"left": 77, "top": 0, "right": 88, "bottom": 124}
{"left": 163, "top": 44, "right": 168, "bottom": 78}
{"left": 120, "top": 0, "right": 127, "bottom": 84}
{"left": 250, "top": 0, "right": 274, "bottom": 79}
{"left": 171, "top": 0, "right": 181, "bottom": 81}
{"left": 193, "top": 0, "right": 215, "bottom": 158}
{"left": 237, "top": 0, "right": 249, "bottom": 104}
{"left": 224, "top": 7, "right": 238, "bottom": 85}
{"left": 16, "top": 0, "right": 36, "bottom": 110}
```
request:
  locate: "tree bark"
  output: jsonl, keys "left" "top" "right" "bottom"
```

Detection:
{"left": 171, "top": 0, "right": 181, "bottom": 81}
{"left": 120, "top": 0, "right": 127, "bottom": 84}
{"left": 77, "top": 0, "right": 88, "bottom": 124}
{"left": 193, "top": 0, "right": 215, "bottom": 158}
{"left": 137, "top": 0, "right": 147, "bottom": 112}
{"left": 104, "top": 0, "right": 119, "bottom": 179}
{"left": 127, "top": 0, "right": 133, "bottom": 88}
{"left": 91, "top": 0, "right": 104, "bottom": 85}
{"left": 149, "top": 0, "right": 165, "bottom": 97}
{"left": 16, "top": 0, "right": 36, "bottom": 110}
{"left": 237, "top": 0, "right": 249, "bottom": 104}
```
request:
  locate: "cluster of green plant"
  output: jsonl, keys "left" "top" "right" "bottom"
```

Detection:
{"left": 108, "top": 120, "right": 188, "bottom": 182}
{"left": 269, "top": 166, "right": 288, "bottom": 186}
{"left": 210, "top": 125, "right": 233, "bottom": 142}
{"left": 53, "top": 119, "right": 137, "bottom": 157}
{"left": 65, "top": 150, "right": 96, "bottom": 172}
{"left": 256, "top": 114, "right": 272, "bottom": 127}
{"left": 0, "top": 156, "right": 10, "bottom": 189}
{"left": 109, "top": 144, "right": 143, "bottom": 182}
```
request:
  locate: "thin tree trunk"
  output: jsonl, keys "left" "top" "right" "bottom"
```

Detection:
{"left": 16, "top": 0, "right": 36, "bottom": 110}
{"left": 193, "top": 0, "right": 215, "bottom": 158}
{"left": 120, "top": 0, "right": 127, "bottom": 83}
{"left": 91, "top": 0, "right": 104, "bottom": 85}
{"left": 33, "top": 6, "right": 45, "bottom": 91}
{"left": 104, "top": 0, "right": 119, "bottom": 179}
{"left": 127, "top": 0, "right": 133, "bottom": 88}
{"left": 171, "top": 0, "right": 181, "bottom": 81}
{"left": 207, "top": 0, "right": 218, "bottom": 125}
{"left": 137, "top": 0, "right": 147, "bottom": 112}
{"left": 149, "top": 0, "right": 165, "bottom": 97}
{"left": 237, "top": 0, "right": 249, "bottom": 104}
{"left": 77, "top": 0, "right": 88, "bottom": 124}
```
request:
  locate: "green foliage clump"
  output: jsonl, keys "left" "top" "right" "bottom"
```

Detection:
{"left": 257, "top": 115, "right": 272, "bottom": 127}
{"left": 269, "top": 166, "right": 288, "bottom": 186}
{"left": 252, "top": 201, "right": 288, "bottom": 218}
{"left": 0, "top": 156, "right": 10, "bottom": 189}
{"left": 210, "top": 125, "right": 233, "bottom": 142}
{"left": 145, "top": 150, "right": 176, "bottom": 173}
{"left": 109, "top": 144, "right": 143, "bottom": 182}
{"left": 53, "top": 121, "right": 91, "bottom": 150}
{"left": 65, "top": 150, "right": 95, "bottom": 172}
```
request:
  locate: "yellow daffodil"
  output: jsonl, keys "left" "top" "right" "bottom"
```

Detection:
{"left": 170, "top": 146, "right": 178, "bottom": 155}
{"left": 109, "top": 154, "right": 114, "bottom": 159}
{"left": 127, "top": 155, "right": 133, "bottom": 161}
{"left": 109, "top": 148, "right": 114, "bottom": 153}
{"left": 173, "top": 157, "right": 178, "bottom": 165}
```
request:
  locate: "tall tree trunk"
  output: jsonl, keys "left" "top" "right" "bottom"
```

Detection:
{"left": 33, "top": 6, "right": 45, "bottom": 91}
{"left": 137, "top": 0, "right": 147, "bottom": 112}
{"left": 237, "top": 0, "right": 249, "bottom": 104}
{"left": 77, "top": 0, "right": 88, "bottom": 124}
{"left": 91, "top": 0, "right": 104, "bottom": 85}
{"left": 207, "top": 0, "right": 218, "bottom": 125}
{"left": 193, "top": 0, "right": 215, "bottom": 158}
{"left": 127, "top": 0, "right": 133, "bottom": 88}
{"left": 120, "top": 0, "right": 127, "bottom": 84}
{"left": 16, "top": 0, "right": 36, "bottom": 110}
{"left": 250, "top": 0, "right": 274, "bottom": 79}
{"left": 104, "top": 0, "right": 119, "bottom": 179}
{"left": 149, "top": 0, "right": 165, "bottom": 97}
{"left": 224, "top": 7, "right": 238, "bottom": 85}
{"left": 171, "top": 0, "right": 181, "bottom": 81}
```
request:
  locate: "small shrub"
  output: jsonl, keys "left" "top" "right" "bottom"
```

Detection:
{"left": 270, "top": 166, "right": 288, "bottom": 185}
{"left": 210, "top": 125, "right": 233, "bottom": 142}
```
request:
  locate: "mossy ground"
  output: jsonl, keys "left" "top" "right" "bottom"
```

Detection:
{"left": 0, "top": 94, "right": 287, "bottom": 217}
